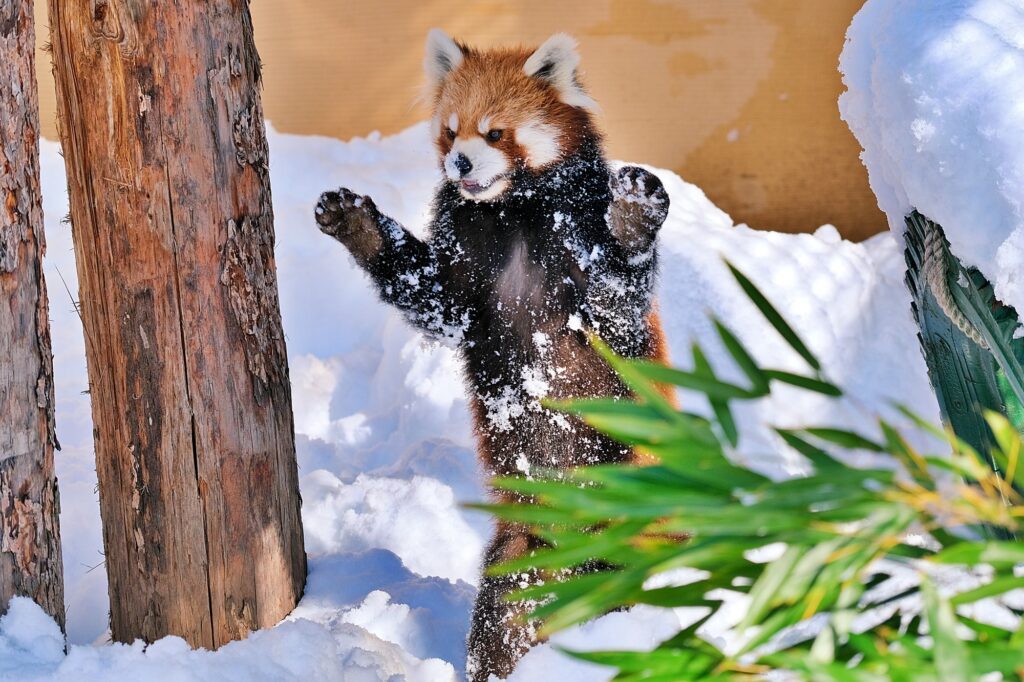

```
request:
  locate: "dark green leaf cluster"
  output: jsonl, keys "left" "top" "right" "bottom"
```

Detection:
{"left": 478, "top": 261, "right": 1024, "bottom": 681}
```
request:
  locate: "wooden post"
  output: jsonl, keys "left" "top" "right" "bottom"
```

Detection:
{"left": 0, "top": 0, "right": 65, "bottom": 630}
{"left": 47, "top": 1, "right": 305, "bottom": 647}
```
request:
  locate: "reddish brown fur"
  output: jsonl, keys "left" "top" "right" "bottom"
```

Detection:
{"left": 320, "top": 30, "right": 676, "bottom": 676}
{"left": 431, "top": 44, "right": 677, "bottom": 473}
{"left": 430, "top": 44, "right": 593, "bottom": 167}
{"left": 414, "top": 34, "right": 677, "bottom": 681}
{"left": 467, "top": 308, "right": 675, "bottom": 476}
{"left": 647, "top": 307, "right": 678, "bottom": 404}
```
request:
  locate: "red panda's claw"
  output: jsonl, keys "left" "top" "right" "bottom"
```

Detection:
{"left": 613, "top": 166, "right": 669, "bottom": 221}
{"left": 608, "top": 167, "right": 670, "bottom": 248}
{"left": 316, "top": 188, "right": 377, "bottom": 237}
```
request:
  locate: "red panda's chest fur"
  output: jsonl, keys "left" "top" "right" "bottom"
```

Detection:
{"left": 426, "top": 140, "right": 657, "bottom": 476}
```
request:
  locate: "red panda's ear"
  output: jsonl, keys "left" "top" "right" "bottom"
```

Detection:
{"left": 425, "top": 29, "right": 465, "bottom": 92}
{"left": 524, "top": 33, "right": 597, "bottom": 111}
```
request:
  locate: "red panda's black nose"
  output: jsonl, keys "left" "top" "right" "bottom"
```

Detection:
{"left": 454, "top": 153, "right": 473, "bottom": 177}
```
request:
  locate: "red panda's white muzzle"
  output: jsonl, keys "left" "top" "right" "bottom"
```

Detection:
{"left": 444, "top": 138, "right": 512, "bottom": 202}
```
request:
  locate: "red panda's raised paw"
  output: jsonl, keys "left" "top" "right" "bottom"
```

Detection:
{"left": 608, "top": 166, "right": 670, "bottom": 251}
{"left": 315, "top": 188, "right": 372, "bottom": 233}
{"left": 315, "top": 188, "right": 384, "bottom": 261}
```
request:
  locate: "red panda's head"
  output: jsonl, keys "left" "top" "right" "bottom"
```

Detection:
{"left": 424, "top": 30, "right": 600, "bottom": 202}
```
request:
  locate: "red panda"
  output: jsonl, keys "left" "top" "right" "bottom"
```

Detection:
{"left": 426, "top": 30, "right": 597, "bottom": 202}
{"left": 316, "top": 30, "right": 671, "bottom": 681}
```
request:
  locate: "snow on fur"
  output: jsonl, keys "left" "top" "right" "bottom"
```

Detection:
{"left": 13, "top": 121, "right": 938, "bottom": 680}
{"left": 840, "top": 0, "right": 1024, "bottom": 316}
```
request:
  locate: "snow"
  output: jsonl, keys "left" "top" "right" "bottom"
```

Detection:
{"left": 1, "top": 595, "right": 454, "bottom": 682}
{"left": 645, "top": 167, "right": 939, "bottom": 476}
{"left": 508, "top": 606, "right": 690, "bottom": 682}
{"left": 6, "top": 120, "right": 940, "bottom": 680}
{"left": 839, "top": 0, "right": 1024, "bottom": 315}
{"left": 300, "top": 472, "right": 482, "bottom": 584}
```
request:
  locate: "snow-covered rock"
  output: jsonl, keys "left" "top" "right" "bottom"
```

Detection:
{"left": 840, "top": 0, "right": 1024, "bottom": 315}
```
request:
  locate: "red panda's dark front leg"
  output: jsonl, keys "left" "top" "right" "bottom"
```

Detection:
{"left": 316, "top": 188, "right": 388, "bottom": 267}
{"left": 580, "top": 167, "right": 669, "bottom": 357}
{"left": 316, "top": 188, "right": 464, "bottom": 341}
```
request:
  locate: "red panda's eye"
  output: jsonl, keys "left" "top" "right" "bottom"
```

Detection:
{"left": 445, "top": 128, "right": 456, "bottom": 141}
{"left": 487, "top": 129, "right": 503, "bottom": 142}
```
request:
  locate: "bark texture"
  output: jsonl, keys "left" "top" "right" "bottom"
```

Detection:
{"left": 47, "top": 0, "right": 305, "bottom": 648}
{"left": 0, "top": 0, "right": 65, "bottom": 629}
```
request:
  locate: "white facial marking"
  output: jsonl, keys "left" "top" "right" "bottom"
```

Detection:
{"left": 448, "top": 112, "right": 459, "bottom": 133}
{"left": 523, "top": 33, "right": 597, "bottom": 111}
{"left": 444, "top": 136, "right": 511, "bottom": 201}
{"left": 516, "top": 120, "right": 562, "bottom": 168}
{"left": 430, "top": 115, "right": 441, "bottom": 139}
{"left": 478, "top": 115, "right": 493, "bottom": 135}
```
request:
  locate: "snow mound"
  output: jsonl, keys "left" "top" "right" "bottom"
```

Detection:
{"left": 300, "top": 471, "right": 483, "bottom": 585}
{"left": 641, "top": 167, "right": 938, "bottom": 477}
{"left": 840, "top": 0, "right": 1024, "bottom": 314}
{"left": 27, "top": 120, "right": 939, "bottom": 679}
{"left": 0, "top": 596, "right": 455, "bottom": 682}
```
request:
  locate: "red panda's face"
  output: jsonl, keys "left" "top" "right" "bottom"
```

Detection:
{"left": 424, "top": 31, "right": 598, "bottom": 202}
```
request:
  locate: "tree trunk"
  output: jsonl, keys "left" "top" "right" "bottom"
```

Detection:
{"left": 46, "top": 1, "right": 305, "bottom": 648}
{"left": 0, "top": 0, "right": 65, "bottom": 629}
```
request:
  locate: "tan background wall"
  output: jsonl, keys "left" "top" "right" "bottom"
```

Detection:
{"left": 34, "top": 0, "right": 884, "bottom": 240}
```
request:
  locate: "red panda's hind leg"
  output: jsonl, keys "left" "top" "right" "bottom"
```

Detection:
{"left": 466, "top": 522, "right": 543, "bottom": 682}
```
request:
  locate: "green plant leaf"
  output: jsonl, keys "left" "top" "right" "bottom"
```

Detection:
{"left": 775, "top": 429, "right": 845, "bottom": 473}
{"left": 950, "top": 574, "right": 1024, "bottom": 605}
{"left": 692, "top": 344, "right": 739, "bottom": 447}
{"left": 631, "top": 360, "right": 761, "bottom": 400}
{"left": 985, "top": 411, "right": 1024, "bottom": 490}
{"left": 725, "top": 260, "right": 821, "bottom": 371}
{"left": 589, "top": 334, "right": 680, "bottom": 420}
{"left": 922, "top": 578, "right": 971, "bottom": 682}
{"left": 764, "top": 369, "right": 842, "bottom": 396}
{"left": 738, "top": 544, "right": 801, "bottom": 630}
{"left": 929, "top": 541, "right": 1024, "bottom": 567}
{"left": 804, "top": 428, "right": 887, "bottom": 452}
{"left": 712, "top": 317, "right": 769, "bottom": 394}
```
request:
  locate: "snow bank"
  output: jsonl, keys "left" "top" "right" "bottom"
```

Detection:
{"left": 641, "top": 167, "right": 938, "bottom": 476}
{"left": 22, "top": 121, "right": 939, "bottom": 680}
{"left": 0, "top": 595, "right": 455, "bottom": 682}
{"left": 300, "top": 471, "right": 483, "bottom": 584}
{"left": 839, "top": 0, "right": 1024, "bottom": 314}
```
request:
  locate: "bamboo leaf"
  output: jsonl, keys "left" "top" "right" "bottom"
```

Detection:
{"left": 776, "top": 429, "right": 844, "bottom": 472}
{"left": 631, "top": 359, "right": 760, "bottom": 400}
{"left": 804, "top": 428, "right": 887, "bottom": 452}
{"left": 589, "top": 334, "right": 680, "bottom": 420}
{"left": 922, "top": 578, "right": 971, "bottom": 682}
{"left": 738, "top": 544, "right": 801, "bottom": 630}
{"left": 950, "top": 574, "right": 1024, "bottom": 605}
{"left": 764, "top": 369, "right": 842, "bottom": 396}
{"left": 929, "top": 541, "right": 1024, "bottom": 567}
{"left": 985, "top": 411, "right": 1024, "bottom": 490}
{"left": 692, "top": 345, "right": 739, "bottom": 447}
{"left": 725, "top": 260, "right": 821, "bottom": 371}
{"left": 713, "top": 317, "right": 769, "bottom": 393}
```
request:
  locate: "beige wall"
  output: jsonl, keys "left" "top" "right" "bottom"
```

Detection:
{"left": 34, "top": 1, "right": 884, "bottom": 240}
